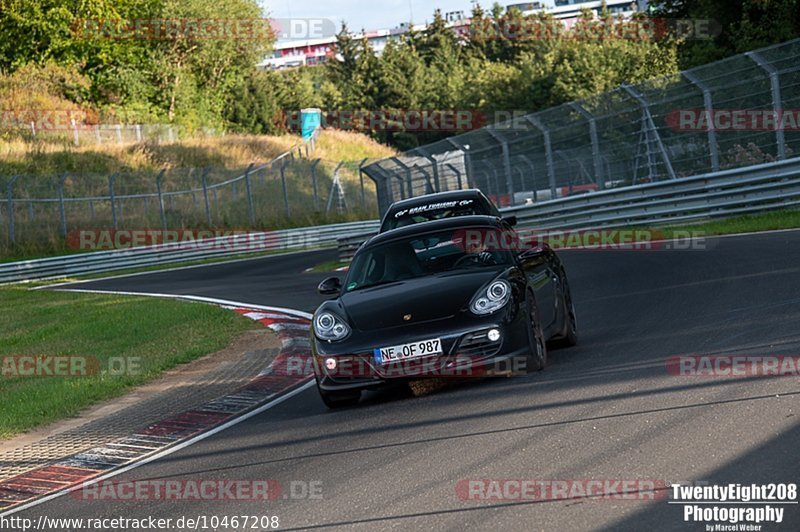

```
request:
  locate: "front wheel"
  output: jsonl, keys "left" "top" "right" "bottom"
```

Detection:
{"left": 316, "top": 379, "right": 360, "bottom": 409}
{"left": 525, "top": 295, "right": 547, "bottom": 373}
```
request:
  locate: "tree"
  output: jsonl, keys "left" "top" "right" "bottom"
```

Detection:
{"left": 654, "top": 0, "right": 800, "bottom": 68}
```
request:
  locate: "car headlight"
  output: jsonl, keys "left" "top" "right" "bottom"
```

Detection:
{"left": 314, "top": 312, "right": 351, "bottom": 341}
{"left": 470, "top": 279, "right": 511, "bottom": 315}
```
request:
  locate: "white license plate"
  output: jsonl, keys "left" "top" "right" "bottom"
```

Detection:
{"left": 374, "top": 338, "right": 443, "bottom": 364}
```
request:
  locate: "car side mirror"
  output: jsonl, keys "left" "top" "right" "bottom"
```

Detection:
{"left": 518, "top": 242, "right": 551, "bottom": 261}
{"left": 318, "top": 276, "right": 342, "bottom": 296}
{"left": 502, "top": 215, "right": 517, "bottom": 227}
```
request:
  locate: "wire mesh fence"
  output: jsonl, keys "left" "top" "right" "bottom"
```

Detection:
{"left": 13, "top": 123, "right": 219, "bottom": 146}
{"left": 0, "top": 154, "right": 380, "bottom": 256}
{"left": 363, "top": 38, "right": 800, "bottom": 214}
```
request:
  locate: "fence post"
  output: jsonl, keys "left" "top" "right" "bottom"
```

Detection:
{"left": 621, "top": 84, "right": 677, "bottom": 180}
{"left": 115, "top": 124, "right": 122, "bottom": 145}
{"left": 71, "top": 119, "right": 79, "bottom": 146}
{"left": 244, "top": 163, "right": 255, "bottom": 225}
{"left": 201, "top": 168, "right": 212, "bottom": 226}
{"left": 746, "top": 51, "right": 786, "bottom": 160}
{"left": 417, "top": 148, "right": 441, "bottom": 191}
{"left": 57, "top": 173, "right": 69, "bottom": 237}
{"left": 136, "top": 124, "right": 142, "bottom": 143}
{"left": 683, "top": 71, "right": 720, "bottom": 172}
{"left": 445, "top": 163, "right": 463, "bottom": 189}
{"left": 310, "top": 159, "right": 321, "bottom": 210}
{"left": 280, "top": 160, "right": 290, "bottom": 217}
{"left": 391, "top": 158, "right": 414, "bottom": 198}
{"left": 446, "top": 138, "right": 472, "bottom": 188}
{"left": 358, "top": 158, "right": 368, "bottom": 209}
{"left": 156, "top": 169, "right": 167, "bottom": 232}
{"left": 518, "top": 154, "right": 537, "bottom": 202}
{"left": 568, "top": 102, "right": 606, "bottom": 188}
{"left": 525, "top": 116, "right": 558, "bottom": 199}
{"left": 6, "top": 176, "right": 19, "bottom": 243}
{"left": 413, "top": 165, "right": 436, "bottom": 195}
{"left": 95, "top": 125, "right": 101, "bottom": 144}
{"left": 109, "top": 172, "right": 119, "bottom": 229}
{"left": 486, "top": 128, "right": 515, "bottom": 204}
{"left": 327, "top": 163, "right": 347, "bottom": 214}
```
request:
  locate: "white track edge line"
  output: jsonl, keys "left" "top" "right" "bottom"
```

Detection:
{"left": 40, "top": 290, "right": 314, "bottom": 320}
{"left": 31, "top": 247, "right": 331, "bottom": 290}
{"left": 27, "top": 226, "right": 800, "bottom": 290}
{"left": 0, "top": 379, "right": 315, "bottom": 517}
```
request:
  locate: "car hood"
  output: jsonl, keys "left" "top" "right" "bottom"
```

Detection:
{"left": 340, "top": 269, "right": 500, "bottom": 331}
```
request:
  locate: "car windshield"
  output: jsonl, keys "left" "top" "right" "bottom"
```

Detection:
{"left": 382, "top": 200, "right": 492, "bottom": 231}
{"left": 344, "top": 227, "right": 515, "bottom": 292}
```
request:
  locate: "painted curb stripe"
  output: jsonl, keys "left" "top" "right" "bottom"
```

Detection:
{"left": 0, "top": 306, "right": 311, "bottom": 513}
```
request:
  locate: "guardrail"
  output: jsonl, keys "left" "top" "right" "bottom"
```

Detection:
{"left": 8, "top": 156, "right": 800, "bottom": 283}
{"left": 0, "top": 220, "right": 379, "bottom": 284}
{"left": 337, "top": 231, "right": 377, "bottom": 262}
{"left": 336, "top": 157, "right": 800, "bottom": 262}
{"left": 503, "top": 156, "right": 800, "bottom": 230}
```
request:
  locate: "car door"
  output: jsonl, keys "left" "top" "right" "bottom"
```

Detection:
{"left": 517, "top": 243, "right": 557, "bottom": 330}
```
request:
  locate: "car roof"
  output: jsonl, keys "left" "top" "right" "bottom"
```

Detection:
{"left": 384, "top": 189, "right": 491, "bottom": 213}
{"left": 365, "top": 215, "right": 505, "bottom": 248}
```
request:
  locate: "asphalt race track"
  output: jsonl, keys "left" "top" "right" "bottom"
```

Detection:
{"left": 17, "top": 231, "right": 800, "bottom": 530}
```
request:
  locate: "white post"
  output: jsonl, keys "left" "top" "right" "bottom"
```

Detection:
{"left": 71, "top": 118, "right": 79, "bottom": 146}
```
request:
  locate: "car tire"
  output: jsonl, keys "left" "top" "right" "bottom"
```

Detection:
{"left": 554, "top": 271, "right": 578, "bottom": 348}
{"left": 316, "top": 379, "right": 361, "bottom": 409}
{"left": 525, "top": 294, "right": 547, "bottom": 373}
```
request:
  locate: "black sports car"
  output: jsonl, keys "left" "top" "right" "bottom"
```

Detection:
{"left": 311, "top": 215, "right": 578, "bottom": 408}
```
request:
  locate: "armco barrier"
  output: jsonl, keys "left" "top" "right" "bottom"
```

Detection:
{"left": 337, "top": 232, "right": 375, "bottom": 262}
{"left": 504, "top": 156, "right": 800, "bottom": 230}
{"left": 336, "top": 157, "right": 800, "bottom": 260}
{"left": 0, "top": 220, "right": 380, "bottom": 284}
{"left": 6, "top": 156, "right": 800, "bottom": 283}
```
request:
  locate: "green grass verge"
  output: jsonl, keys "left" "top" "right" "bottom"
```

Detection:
{"left": 306, "top": 260, "right": 348, "bottom": 273}
{"left": 0, "top": 286, "right": 259, "bottom": 440}
{"left": 660, "top": 208, "right": 800, "bottom": 237}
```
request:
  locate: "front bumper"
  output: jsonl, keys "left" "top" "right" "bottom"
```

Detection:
{"left": 312, "top": 306, "right": 530, "bottom": 392}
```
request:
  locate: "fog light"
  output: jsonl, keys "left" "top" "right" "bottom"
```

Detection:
{"left": 487, "top": 329, "right": 501, "bottom": 342}
{"left": 325, "top": 358, "right": 337, "bottom": 370}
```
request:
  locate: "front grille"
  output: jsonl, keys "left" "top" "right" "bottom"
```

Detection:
{"left": 456, "top": 330, "right": 501, "bottom": 359}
